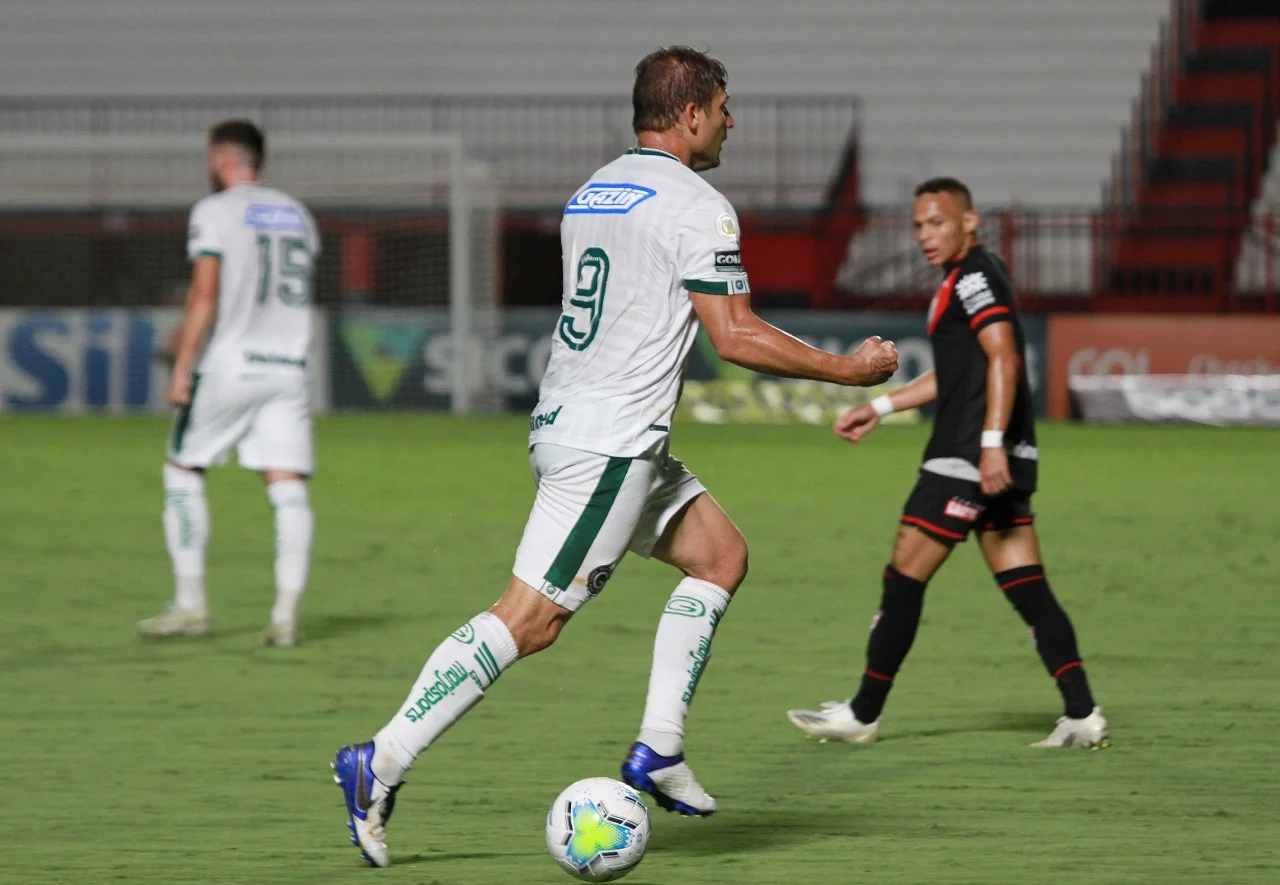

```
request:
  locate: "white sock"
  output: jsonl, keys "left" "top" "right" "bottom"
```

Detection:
{"left": 163, "top": 464, "right": 209, "bottom": 612}
{"left": 267, "top": 479, "right": 313, "bottom": 625}
{"left": 637, "top": 577, "right": 732, "bottom": 757}
{"left": 373, "top": 611, "right": 519, "bottom": 785}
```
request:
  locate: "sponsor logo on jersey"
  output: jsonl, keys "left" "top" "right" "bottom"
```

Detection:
{"left": 944, "top": 497, "right": 982, "bottom": 522}
{"left": 245, "top": 204, "right": 306, "bottom": 230}
{"left": 529, "top": 405, "right": 563, "bottom": 431}
{"left": 714, "top": 250, "right": 745, "bottom": 273}
{"left": 956, "top": 272, "right": 996, "bottom": 315}
{"left": 244, "top": 351, "right": 306, "bottom": 368}
{"left": 715, "top": 212, "right": 738, "bottom": 241}
{"left": 564, "top": 183, "right": 657, "bottom": 215}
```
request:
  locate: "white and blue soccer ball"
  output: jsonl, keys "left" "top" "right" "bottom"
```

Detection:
{"left": 545, "top": 777, "right": 651, "bottom": 882}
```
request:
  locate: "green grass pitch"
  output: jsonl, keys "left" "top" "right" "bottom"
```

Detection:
{"left": 2, "top": 416, "right": 1278, "bottom": 884}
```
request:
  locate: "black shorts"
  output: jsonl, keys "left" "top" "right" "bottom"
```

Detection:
{"left": 900, "top": 470, "right": 1035, "bottom": 544}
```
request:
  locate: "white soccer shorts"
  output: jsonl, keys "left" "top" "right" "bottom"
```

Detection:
{"left": 512, "top": 442, "right": 706, "bottom": 612}
{"left": 167, "top": 371, "right": 314, "bottom": 474}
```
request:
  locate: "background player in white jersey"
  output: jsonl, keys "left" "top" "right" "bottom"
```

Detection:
{"left": 137, "top": 120, "right": 320, "bottom": 648}
{"left": 331, "top": 47, "right": 900, "bottom": 867}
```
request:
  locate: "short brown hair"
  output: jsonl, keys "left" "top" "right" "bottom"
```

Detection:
{"left": 632, "top": 46, "right": 728, "bottom": 134}
{"left": 914, "top": 177, "right": 973, "bottom": 210}
{"left": 209, "top": 119, "right": 266, "bottom": 172}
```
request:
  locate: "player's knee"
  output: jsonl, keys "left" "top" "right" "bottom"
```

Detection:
{"left": 891, "top": 524, "right": 951, "bottom": 582}
{"left": 513, "top": 621, "right": 563, "bottom": 657}
{"left": 687, "top": 530, "right": 748, "bottom": 593}
{"left": 497, "top": 615, "right": 561, "bottom": 658}
{"left": 881, "top": 564, "right": 927, "bottom": 610}
{"left": 164, "top": 461, "right": 204, "bottom": 482}
{"left": 491, "top": 599, "right": 572, "bottom": 658}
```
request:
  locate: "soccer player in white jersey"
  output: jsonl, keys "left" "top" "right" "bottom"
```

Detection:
{"left": 331, "top": 47, "right": 900, "bottom": 867}
{"left": 137, "top": 120, "right": 320, "bottom": 648}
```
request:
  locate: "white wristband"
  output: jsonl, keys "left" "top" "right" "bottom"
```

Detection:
{"left": 981, "top": 430, "right": 1005, "bottom": 448}
{"left": 870, "top": 395, "right": 895, "bottom": 417}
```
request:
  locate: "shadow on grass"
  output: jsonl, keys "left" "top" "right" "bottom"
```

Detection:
{"left": 300, "top": 613, "right": 401, "bottom": 642}
{"left": 394, "top": 850, "right": 524, "bottom": 866}
{"left": 204, "top": 613, "right": 399, "bottom": 643}
{"left": 647, "top": 808, "right": 835, "bottom": 858}
{"left": 890, "top": 710, "right": 1052, "bottom": 742}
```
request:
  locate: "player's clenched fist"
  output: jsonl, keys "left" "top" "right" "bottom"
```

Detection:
{"left": 848, "top": 336, "right": 899, "bottom": 386}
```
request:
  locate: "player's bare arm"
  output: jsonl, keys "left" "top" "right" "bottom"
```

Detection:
{"left": 166, "top": 255, "right": 220, "bottom": 406}
{"left": 834, "top": 369, "right": 937, "bottom": 444}
{"left": 976, "top": 321, "right": 1020, "bottom": 496}
{"left": 690, "top": 291, "right": 898, "bottom": 386}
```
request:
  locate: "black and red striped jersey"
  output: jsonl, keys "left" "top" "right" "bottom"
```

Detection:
{"left": 922, "top": 244, "right": 1037, "bottom": 491}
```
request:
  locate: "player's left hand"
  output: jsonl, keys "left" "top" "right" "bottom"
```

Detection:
{"left": 833, "top": 404, "right": 880, "bottom": 443}
{"left": 166, "top": 369, "right": 193, "bottom": 407}
{"left": 979, "top": 446, "right": 1013, "bottom": 496}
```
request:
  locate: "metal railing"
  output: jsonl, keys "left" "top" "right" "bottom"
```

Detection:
{"left": 0, "top": 94, "right": 861, "bottom": 211}
{"left": 837, "top": 206, "right": 1280, "bottom": 309}
{"left": 4, "top": 206, "right": 1276, "bottom": 311}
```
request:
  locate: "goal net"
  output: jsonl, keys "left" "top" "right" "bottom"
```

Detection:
{"left": 0, "top": 132, "right": 502, "bottom": 413}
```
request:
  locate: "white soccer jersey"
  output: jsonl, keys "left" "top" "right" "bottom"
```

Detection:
{"left": 529, "top": 148, "right": 751, "bottom": 457}
{"left": 186, "top": 183, "right": 320, "bottom": 375}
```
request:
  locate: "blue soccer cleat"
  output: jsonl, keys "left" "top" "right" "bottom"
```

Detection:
{"left": 331, "top": 741, "right": 401, "bottom": 867}
{"left": 620, "top": 742, "right": 717, "bottom": 817}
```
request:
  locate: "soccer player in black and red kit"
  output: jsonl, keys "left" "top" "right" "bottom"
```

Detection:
{"left": 787, "top": 178, "right": 1108, "bottom": 748}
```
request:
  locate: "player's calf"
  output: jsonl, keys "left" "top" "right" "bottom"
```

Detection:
{"left": 490, "top": 577, "right": 574, "bottom": 657}
{"left": 849, "top": 564, "right": 927, "bottom": 724}
{"left": 266, "top": 478, "right": 312, "bottom": 636}
{"left": 160, "top": 462, "right": 209, "bottom": 615}
{"left": 995, "top": 565, "right": 1098, "bottom": 720}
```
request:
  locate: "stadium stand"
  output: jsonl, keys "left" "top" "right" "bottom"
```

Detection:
{"left": 0, "top": 0, "right": 1167, "bottom": 205}
{"left": 1102, "top": 0, "right": 1280, "bottom": 309}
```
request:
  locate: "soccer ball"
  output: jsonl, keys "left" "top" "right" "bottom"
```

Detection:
{"left": 545, "top": 777, "right": 651, "bottom": 882}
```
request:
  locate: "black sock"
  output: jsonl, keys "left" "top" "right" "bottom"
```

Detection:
{"left": 996, "top": 565, "right": 1096, "bottom": 719}
{"left": 851, "top": 565, "right": 926, "bottom": 723}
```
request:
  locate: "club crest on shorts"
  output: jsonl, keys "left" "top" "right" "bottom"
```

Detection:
{"left": 587, "top": 564, "right": 616, "bottom": 596}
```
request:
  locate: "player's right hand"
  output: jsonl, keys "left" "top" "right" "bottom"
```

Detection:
{"left": 849, "top": 336, "right": 899, "bottom": 386}
{"left": 166, "top": 369, "right": 193, "bottom": 407}
{"left": 833, "top": 403, "right": 880, "bottom": 444}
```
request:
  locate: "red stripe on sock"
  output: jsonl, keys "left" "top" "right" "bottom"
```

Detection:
{"left": 1053, "top": 660, "right": 1082, "bottom": 679}
{"left": 999, "top": 574, "right": 1044, "bottom": 592}
{"left": 901, "top": 515, "right": 966, "bottom": 540}
{"left": 865, "top": 668, "right": 894, "bottom": 683}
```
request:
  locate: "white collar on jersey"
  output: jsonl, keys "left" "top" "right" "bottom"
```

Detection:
{"left": 625, "top": 147, "right": 680, "bottom": 162}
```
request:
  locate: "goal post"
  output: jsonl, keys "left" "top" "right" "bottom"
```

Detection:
{"left": 0, "top": 132, "right": 502, "bottom": 413}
